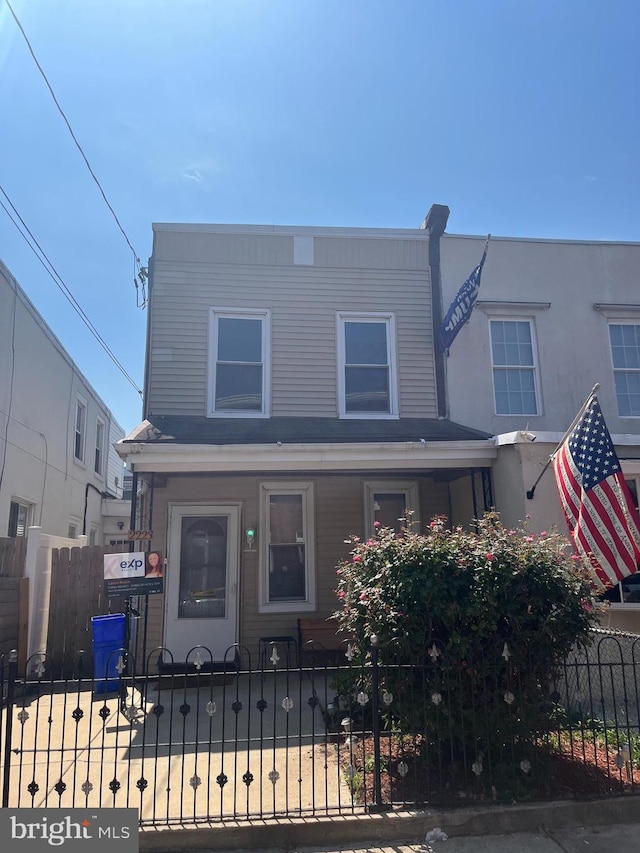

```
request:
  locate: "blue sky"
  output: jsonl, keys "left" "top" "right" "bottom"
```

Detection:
{"left": 1, "top": 0, "right": 638, "bottom": 432}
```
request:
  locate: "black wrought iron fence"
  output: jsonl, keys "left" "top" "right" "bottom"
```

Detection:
{"left": 1, "top": 631, "right": 640, "bottom": 826}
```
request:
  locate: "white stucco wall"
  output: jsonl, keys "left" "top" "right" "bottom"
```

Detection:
{"left": 0, "top": 261, "right": 126, "bottom": 541}
{"left": 440, "top": 234, "right": 640, "bottom": 634}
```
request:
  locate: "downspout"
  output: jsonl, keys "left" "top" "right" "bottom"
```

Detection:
{"left": 420, "top": 204, "right": 450, "bottom": 419}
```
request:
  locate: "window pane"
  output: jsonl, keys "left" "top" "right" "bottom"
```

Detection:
{"left": 179, "top": 517, "right": 227, "bottom": 618}
{"left": 374, "top": 493, "right": 407, "bottom": 532}
{"left": 345, "top": 322, "right": 388, "bottom": 365}
{"left": 269, "top": 544, "right": 306, "bottom": 600}
{"left": 269, "top": 494, "right": 303, "bottom": 544}
{"left": 75, "top": 403, "right": 85, "bottom": 460}
{"left": 215, "top": 363, "right": 263, "bottom": 410}
{"left": 218, "top": 317, "right": 262, "bottom": 363}
{"left": 493, "top": 368, "right": 538, "bottom": 415}
{"left": 345, "top": 366, "right": 390, "bottom": 412}
{"left": 8, "top": 501, "right": 28, "bottom": 537}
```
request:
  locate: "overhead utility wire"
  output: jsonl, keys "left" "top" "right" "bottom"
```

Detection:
{"left": 0, "top": 186, "right": 143, "bottom": 396}
{"left": 4, "top": 0, "right": 147, "bottom": 307}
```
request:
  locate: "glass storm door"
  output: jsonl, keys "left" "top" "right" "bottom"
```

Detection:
{"left": 165, "top": 505, "right": 239, "bottom": 662}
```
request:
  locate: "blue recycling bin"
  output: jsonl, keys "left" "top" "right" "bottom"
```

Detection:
{"left": 91, "top": 614, "right": 126, "bottom": 694}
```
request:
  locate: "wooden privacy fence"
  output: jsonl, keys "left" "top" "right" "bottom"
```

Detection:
{"left": 0, "top": 537, "right": 28, "bottom": 662}
{"left": 46, "top": 545, "right": 127, "bottom": 677}
{"left": 0, "top": 536, "right": 26, "bottom": 578}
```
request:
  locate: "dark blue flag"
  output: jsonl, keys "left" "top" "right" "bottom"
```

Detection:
{"left": 439, "top": 237, "right": 490, "bottom": 353}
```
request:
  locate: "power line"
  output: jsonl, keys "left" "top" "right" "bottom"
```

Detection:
{"left": 0, "top": 184, "right": 143, "bottom": 397}
{"left": 4, "top": 0, "right": 147, "bottom": 306}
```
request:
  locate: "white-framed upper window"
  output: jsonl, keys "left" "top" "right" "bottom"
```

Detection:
{"left": 259, "top": 482, "right": 315, "bottom": 613}
{"left": 489, "top": 319, "right": 539, "bottom": 415}
{"left": 609, "top": 323, "right": 640, "bottom": 417}
{"left": 8, "top": 499, "right": 31, "bottom": 537}
{"left": 74, "top": 397, "right": 87, "bottom": 462}
{"left": 208, "top": 308, "right": 270, "bottom": 417}
{"left": 337, "top": 312, "right": 398, "bottom": 418}
{"left": 94, "top": 417, "right": 105, "bottom": 476}
{"left": 364, "top": 481, "right": 419, "bottom": 536}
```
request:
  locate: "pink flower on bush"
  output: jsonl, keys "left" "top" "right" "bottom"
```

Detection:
{"left": 337, "top": 590, "right": 346, "bottom": 599}
{"left": 486, "top": 552, "right": 494, "bottom": 561}
{"left": 359, "top": 592, "right": 367, "bottom": 601}
{"left": 525, "top": 536, "right": 535, "bottom": 543}
{"left": 353, "top": 555, "right": 363, "bottom": 563}
{"left": 374, "top": 521, "right": 381, "bottom": 528}
{"left": 581, "top": 598, "right": 593, "bottom": 612}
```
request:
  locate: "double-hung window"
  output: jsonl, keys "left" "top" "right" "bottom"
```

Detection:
{"left": 609, "top": 323, "right": 640, "bottom": 417}
{"left": 490, "top": 319, "right": 539, "bottom": 415}
{"left": 95, "top": 418, "right": 105, "bottom": 476}
{"left": 259, "top": 482, "right": 315, "bottom": 612}
{"left": 208, "top": 309, "right": 270, "bottom": 416}
{"left": 337, "top": 312, "right": 398, "bottom": 417}
{"left": 74, "top": 398, "right": 87, "bottom": 462}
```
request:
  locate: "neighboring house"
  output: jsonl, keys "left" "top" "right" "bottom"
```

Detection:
{"left": 440, "top": 230, "right": 640, "bottom": 631}
{"left": 0, "top": 260, "right": 128, "bottom": 546}
{"left": 116, "top": 213, "right": 498, "bottom": 662}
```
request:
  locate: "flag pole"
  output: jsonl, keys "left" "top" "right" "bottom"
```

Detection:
{"left": 525, "top": 383, "right": 600, "bottom": 500}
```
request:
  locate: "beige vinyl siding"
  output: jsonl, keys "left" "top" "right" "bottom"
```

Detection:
{"left": 147, "top": 237, "right": 437, "bottom": 418}
{"left": 314, "top": 236, "right": 429, "bottom": 270}
{"left": 152, "top": 230, "right": 293, "bottom": 266}
{"left": 144, "top": 472, "right": 452, "bottom": 657}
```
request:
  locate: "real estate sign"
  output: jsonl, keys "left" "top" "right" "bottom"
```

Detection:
{"left": 103, "top": 552, "right": 164, "bottom": 597}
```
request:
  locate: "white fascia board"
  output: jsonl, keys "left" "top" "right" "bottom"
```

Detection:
{"left": 495, "top": 431, "right": 640, "bottom": 446}
{"left": 152, "top": 222, "right": 427, "bottom": 240}
{"left": 117, "top": 440, "right": 497, "bottom": 473}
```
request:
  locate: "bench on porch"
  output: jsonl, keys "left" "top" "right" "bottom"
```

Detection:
{"left": 297, "top": 617, "right": 351, "bottom": 662}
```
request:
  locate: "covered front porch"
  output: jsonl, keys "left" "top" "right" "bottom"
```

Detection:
{"left": 117, "top": 416, "right": 497, "bottom": 661}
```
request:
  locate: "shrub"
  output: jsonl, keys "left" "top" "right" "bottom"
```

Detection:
{"left": 332, "top": 514, "right": 604, "bottom": 767}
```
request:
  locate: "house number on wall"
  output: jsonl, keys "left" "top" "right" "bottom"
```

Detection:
{"left": 127, "top": 530, "right": 153, "bottom": 541}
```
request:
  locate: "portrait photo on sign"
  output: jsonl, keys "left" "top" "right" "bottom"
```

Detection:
{"left": 145, "top": 551, "right": 164, "bottom": 578}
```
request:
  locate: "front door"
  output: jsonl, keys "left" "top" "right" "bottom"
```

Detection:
{"left": 165, "top": 504, "right": 240, "bottom": 662}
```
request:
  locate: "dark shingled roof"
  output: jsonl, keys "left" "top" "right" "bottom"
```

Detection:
{"left": 125, "top": 416, "right": 492, "bottom": 446}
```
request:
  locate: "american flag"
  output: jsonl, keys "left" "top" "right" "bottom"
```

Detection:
{"left": 553, "top": 395, "right": 640, "bottom": 589}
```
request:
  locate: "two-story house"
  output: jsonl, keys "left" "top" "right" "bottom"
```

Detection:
{"left": 440, "top": 230, "right": 640, "bottom": 631}
{"left": 0, "top": 259, "right": 127, "bottom": 545}
{"left": 116, "top": 213, "right": 497, "bottom": 662}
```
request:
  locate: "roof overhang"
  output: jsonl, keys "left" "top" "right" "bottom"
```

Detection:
{"left": 116, "top": 439, "right": 497, "bottom": 474}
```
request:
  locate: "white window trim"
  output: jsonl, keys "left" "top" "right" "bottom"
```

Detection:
{"left": 207, "top": 307, "right": 271, "bottom": 418}
{"left": 74, "top": 396, "right": 87, "bottom": 463}
{"left": 607, "top": 319, "right": 640, "bottom": 419}
{"left": 94, "top": 416, "right": 105, "bottom": 477}
{"left": 488, "top": 316, "right": 542, "bottom": 417}
{"left": 336, "top": 311, "right": 398, "bottom": 419}
{"left": 363, "top": 481, "right": 419, "bottom": 536}
{"left": 259, "top": 481, "right": 316, "bottom": 613}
